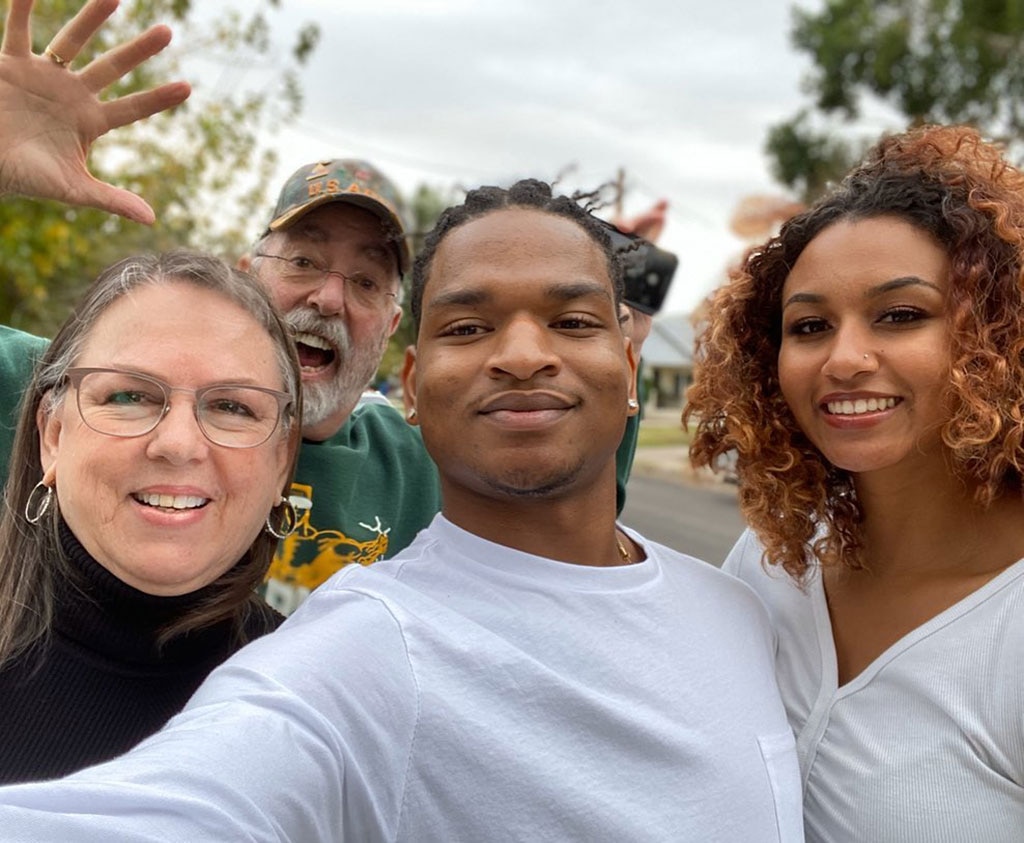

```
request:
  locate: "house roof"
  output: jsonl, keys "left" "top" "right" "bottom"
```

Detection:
{"left": 641, "top": 312, "right": 694, "bottom": 368}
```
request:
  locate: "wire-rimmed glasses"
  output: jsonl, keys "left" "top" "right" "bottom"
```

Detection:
{"left": 255, "top": 253, "right": 398, "bottom": 310}
{"left": 65, "top": 368, "right": 293, "bottom": 449}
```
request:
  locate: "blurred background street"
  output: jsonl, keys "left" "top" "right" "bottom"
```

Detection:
{"left": 622, "top": 406, "right": 744, "bottom": 566}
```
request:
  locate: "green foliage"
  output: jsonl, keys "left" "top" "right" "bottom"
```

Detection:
{"left": 0, "top": 1, "right": 320, "bottom": 335}
{"left": 769, "top": 0, "right": 1024, "bottom": 200}
{"left": 377, "top": 182, "right": 461, "bottom": 382}
{"left": 766, "top": 111, "right": 862, "bottom": 201}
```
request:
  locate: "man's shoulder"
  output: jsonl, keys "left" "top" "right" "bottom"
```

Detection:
{"left": 645, "top": 536, "right": 774, "bottom": 615}
{"left": 0, "top": 325, "right": 48, "bottom": 369}
{"left": 0, "top": 326, "right": 47, "bottom": 418}
{"left": 303, "top": 402, "right": 431, "bottom": 467}
{"left": 326, "top": 401, "right": 420, "bottom": 441}
{"left": 349, "top": 399, "right": 414, "bottom": 426}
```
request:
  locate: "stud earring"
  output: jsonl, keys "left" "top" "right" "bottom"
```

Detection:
{"left": 627, "top": 399, "right": 639, "bottom": 411}
{"left": 406, "top": 407, "right": 417, "bottom": 421}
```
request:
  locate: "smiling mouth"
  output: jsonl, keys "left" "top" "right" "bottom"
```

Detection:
{"left": 478, "top": 393, "right": 576, "bottom": 431}
{"left": 293, "top": 331, "right": 337, "bottom": 373}
{"left": 479, "top": 392, "right": 575, "bottom": 414}
{"left": 133, "top": 493, "right": 209, "bottom": 511}
{"left": 825, "top": 397, "right": 899, "bottom": 415}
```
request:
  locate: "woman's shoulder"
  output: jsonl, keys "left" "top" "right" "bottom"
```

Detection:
{"left": 719, "top": 528, "right": 818, "bottom": 626}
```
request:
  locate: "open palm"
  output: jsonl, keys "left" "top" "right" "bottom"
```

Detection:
{"left": 0, "top": 0, "right": 189, "bottom": 224}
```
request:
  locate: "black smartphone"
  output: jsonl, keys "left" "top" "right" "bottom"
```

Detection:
{"left": 598, "top": 220, "right": 678, "bottom": 315}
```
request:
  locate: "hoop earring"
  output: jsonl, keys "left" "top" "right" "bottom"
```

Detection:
{"left": 25, "top": 481, "right": 54, "bottom": 525}
{"left": 265, "top": 496, "right": 298, "bottom": 539}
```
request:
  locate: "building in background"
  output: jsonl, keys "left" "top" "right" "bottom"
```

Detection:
{"left": 641, "top": 314, "right": 694, "bottom": 409}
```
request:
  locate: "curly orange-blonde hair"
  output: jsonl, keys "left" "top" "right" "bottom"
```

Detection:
{"left": 685, "top": 124, "right": 1024, "bottom": 581}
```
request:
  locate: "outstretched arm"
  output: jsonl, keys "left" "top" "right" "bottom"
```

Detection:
{"left": 0, "top": 0, "right": 190, "bottom": 224}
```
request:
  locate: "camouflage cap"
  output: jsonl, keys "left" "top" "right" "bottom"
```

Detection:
{"left": 265, "top": 159, "right": 411, "bottom": 273}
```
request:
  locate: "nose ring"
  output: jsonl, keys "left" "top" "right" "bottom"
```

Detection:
{"left": 863, "top": 353, "right": 869, "bottom": 360}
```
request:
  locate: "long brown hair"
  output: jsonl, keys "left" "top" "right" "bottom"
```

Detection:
{"left": 0, "top": 251, "right": 302, "bottom": 665}
{"left": 686, "top": 125, "right": 1024, "bottom": 580}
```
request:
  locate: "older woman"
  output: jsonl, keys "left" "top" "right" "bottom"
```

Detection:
{"left": 0, "top": 250, "right": 302, "bottom": 784}
{"left": 686, "top": 125, "right": 1024, "bottom": 842}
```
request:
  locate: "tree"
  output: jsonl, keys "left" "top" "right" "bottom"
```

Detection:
{"left": 768, "top": 0, "right": 1024, "bottom": 201}
{"left": 765, "top": 111, "right": 861, "bottom": 202}
{"left": 377, "top": 182, "right": 459, "bottom": 383}
{"left": 0, "top": 1, "right": 320, "bottom": 335}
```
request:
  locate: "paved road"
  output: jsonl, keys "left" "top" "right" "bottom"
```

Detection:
{"left": 621, "top": 474, "right": 745, "bottom": 566}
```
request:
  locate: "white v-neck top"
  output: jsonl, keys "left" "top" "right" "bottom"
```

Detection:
{"left": 724, "top": 528, "right": 1024, "bottom": 843}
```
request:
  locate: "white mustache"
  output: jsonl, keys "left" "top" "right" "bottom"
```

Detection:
{"left": 285, "top": 307, "right": 351, "bottom": 357}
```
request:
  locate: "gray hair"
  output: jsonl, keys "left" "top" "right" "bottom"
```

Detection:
{"left": 0, "top": 251, "right": 303, "bottom": 665}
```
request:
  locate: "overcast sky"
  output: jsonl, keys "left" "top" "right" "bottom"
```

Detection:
{"left": 204, "top": 0, "right": 830, "bottom": 314}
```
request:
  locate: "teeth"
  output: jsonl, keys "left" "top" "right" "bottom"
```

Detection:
{"left": 826, "top": 397, "right": 897, "bottom": 415}
{"left": 293, "top": 332, "right": 330, "bottom": 350}
{"left": 135, "top": 493, "right": 208, "bottom": 510}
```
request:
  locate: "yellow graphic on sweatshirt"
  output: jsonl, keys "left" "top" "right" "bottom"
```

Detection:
{"left": 263, "top": 483, "right": 391, "bottom": 614}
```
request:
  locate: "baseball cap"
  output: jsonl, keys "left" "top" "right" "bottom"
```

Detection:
{"left": 265, "top": 159, "right": 411, "bottom": 274}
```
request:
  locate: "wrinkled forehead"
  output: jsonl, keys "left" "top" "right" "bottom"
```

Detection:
{"left": 277, "top": 205, "right": 400, "bottom": 276}
{"left": 79, "top": 281, "right": 281, "bottom": 367}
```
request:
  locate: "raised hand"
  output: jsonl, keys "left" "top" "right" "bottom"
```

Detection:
{"left": 613, "top": 198, "right": 669, "bottom": 244}
{"left": 0, "top": 0, "right": 190, "bottom": 224}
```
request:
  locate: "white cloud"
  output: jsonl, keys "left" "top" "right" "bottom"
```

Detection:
{"left": 239, "top": 0, "right": 827, "bottom": 313}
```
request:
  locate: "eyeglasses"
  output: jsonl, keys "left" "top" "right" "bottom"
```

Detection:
{"left": 65, "top": 368, "right": 293, "bottom": 449}
{"left": 255, "top": 253, "right": 398, "bottom": 310}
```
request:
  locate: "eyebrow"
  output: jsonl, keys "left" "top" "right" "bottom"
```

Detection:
{"left": 103, "top": 364, "right": 268, "bottom": 388}
{"left": 428, "top": 280, "right": 613, "bottom": 312}
{"left": 782, "top": 275, "right": 943, "bottom": 309}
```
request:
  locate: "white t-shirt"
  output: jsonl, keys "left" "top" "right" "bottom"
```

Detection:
{"left": 0, "top": 516, "right": 802, "bottom": 842}
{"left": 724, "top": 527, "right": 1024, "bottom": 843}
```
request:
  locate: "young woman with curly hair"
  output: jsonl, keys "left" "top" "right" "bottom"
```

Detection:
{"left": 686, "top": 124, "right": 1024, "bottom": 842}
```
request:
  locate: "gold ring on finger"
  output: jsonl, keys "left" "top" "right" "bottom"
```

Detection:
{"left": 44, "top": 46, "right": 70, "bottom": 68}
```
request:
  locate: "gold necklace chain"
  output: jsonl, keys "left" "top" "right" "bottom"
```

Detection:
{"left": 616, "top": 536, "right": 631, "bottom": 564}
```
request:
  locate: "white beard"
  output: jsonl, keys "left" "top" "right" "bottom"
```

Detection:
{"left": 284, "top": 307, "right": 384, "bottom": 430}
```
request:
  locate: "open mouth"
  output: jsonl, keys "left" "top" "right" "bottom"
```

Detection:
{"left": 133, "top": 493, "right": 209, "bottom": 511}
{"left": 294, "top": 331, "right": 337, "bottom": 373}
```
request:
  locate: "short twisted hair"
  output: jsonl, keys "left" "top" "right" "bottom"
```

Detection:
{"left": 409, "top": 179, "right": 624, "bottom": 333}
{"left": 685, "top": 125, "right": 1024, "bottom": 580}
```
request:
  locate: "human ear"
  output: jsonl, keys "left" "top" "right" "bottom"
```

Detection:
{"left": 386, "top": 304, "right": 402, "bottom": 338}
{"left": 401, "top": 345, "right": 419, "bottom": 426}
{"left": 624, "top": 338, "right": 639, "bottom": 415}
{"left": 37, "top": 393, "right": 62, "bottom": 478}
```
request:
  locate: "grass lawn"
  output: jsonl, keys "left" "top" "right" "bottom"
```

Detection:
{"left": 636, "top": 423, "right": 690, "bottom": 448}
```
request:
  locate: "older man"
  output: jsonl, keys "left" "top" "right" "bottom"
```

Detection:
{"left": 239, "top": 159, "right": 444, "bottom": 614}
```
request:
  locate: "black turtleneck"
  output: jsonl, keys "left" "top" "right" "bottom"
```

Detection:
{"left": 0, "top": 521, "right": 282, "bottom": 784}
